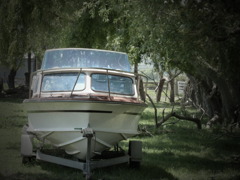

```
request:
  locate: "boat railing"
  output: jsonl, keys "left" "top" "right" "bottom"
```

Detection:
{"left": 70, "top": 68, "right": 82, "bottom": 97}
{"left": 106, "top": 69, "right": 111, "bottom": 100}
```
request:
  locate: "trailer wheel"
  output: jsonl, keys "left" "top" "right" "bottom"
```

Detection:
{"left": 128, "top": 141, "right": 142, "bottom": 169}
{"left": 22, "top": 156, "right": 35, "bottom": 165}
{"left": 129, "top": 159, "right": 141, "bottom": 168}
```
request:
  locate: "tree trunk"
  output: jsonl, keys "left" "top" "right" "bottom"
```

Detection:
{"left": 134, "top": 62, "right": 138, "bottom": 74}
{"left": 139, "top": 78, "right": 146, "bottom": 102}
{"left": 199, "top": 67, "right": 236, "bottom": 126}
{"left": 156, "top": 78, "right": 166, "bottom": 102}
{"left": 169, "top": 72, "right": 175, "bottom": 103}
{"left": 186, "top": 75, "right": 223, "bottom": 124}
{"left": 28, "top": 52, "right": 31, "bottom": 73}
{"left": 187, "top": 60, "right": 238, "bottom": 127}
{"left": 33, "top": 56, "right": 36, "bottom": 72}
{"left": 169, "top": 79, "right": 175, "bottom": 103}
{"left": 0, "top": 77, "right": 3, "bottom": 92}
{"left": 217, "top": 80, "right": 237, "bottom": 125}
{"left": 165, "top": 83, "right": 169, "bottom": 102}
{"left": 25, "top": 52, "right": 32, "bottom": 87}
{"left": 8, "top": 68, "right": 17, "bottom": 89}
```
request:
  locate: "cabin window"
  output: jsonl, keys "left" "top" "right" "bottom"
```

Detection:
{"left": 91, "top": 74, "right": 134, "bottom": 95}
{"left": 41, "top": 73, "right": 85, "bottom": 92}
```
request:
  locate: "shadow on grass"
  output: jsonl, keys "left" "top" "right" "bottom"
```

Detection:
{"left": 1, "top": 172, "right": 63, "bottom": 180}
{"left": 142, "top": 126, "right": 240, "bottom": 175}
{"left": 0, "top": 98, "right": 24, "bottom": 103}
{"left": 164, "top": 126, "right": 240, "bottom": 156}
{"left": 0, "top": 116, "right": 27, "bottom": 128}
{"left": 1, "top": 161, "right": 84, "bottom": 180}
{"left": 93, "top": 163, "right": 178, "bottom": 180}
{"left": 11, "top": 159, "right": 178, "bottom": 180}
{"left": 152, "top": 153, "right": 234, "bottom": 171}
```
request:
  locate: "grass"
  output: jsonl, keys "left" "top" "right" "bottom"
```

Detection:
{"left": 0, "top": 96, "right": 240, "bottom": 180}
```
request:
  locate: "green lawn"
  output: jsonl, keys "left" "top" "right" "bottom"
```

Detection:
{"left": 0, "top": 97, "right": 240, "bottom": 180}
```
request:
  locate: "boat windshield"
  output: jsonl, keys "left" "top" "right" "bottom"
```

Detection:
{"left": 41, "top": 49, "right": 131, "bottom": 72}
{"left": 40, "top": 72, "right": 134, "bottom": 95}
{"left": 41, "top": 73, "right": 85, "bottom": 92}
{"left": 91, "top": 74, "right": 134, "bottom": 95}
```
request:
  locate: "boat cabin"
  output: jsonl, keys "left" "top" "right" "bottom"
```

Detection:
{"left": 30, "top": 48, "right": 145, "bottom": 101}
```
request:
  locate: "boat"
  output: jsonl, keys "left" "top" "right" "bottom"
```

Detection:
{"left": 22, "top": 48, "right": 147, "bottom": 161}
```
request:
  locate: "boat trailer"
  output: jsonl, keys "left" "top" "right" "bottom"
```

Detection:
{"left": 21, "top": 127, "right": 142, "bottom": 179}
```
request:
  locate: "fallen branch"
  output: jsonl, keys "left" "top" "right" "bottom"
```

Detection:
{"left": 206, "top": 114, "right": 220, "bottom": 129}
{"left": 157, "top": 111, "right": 202, "bottom": 129}
{"left": 146, "top": 94, "right": 202, "bottom": 129}
{"left": 172, "top": 112, "right": 202, "bottom": 129}
{"left": 162, "top": 119, "right": 181, "bottom": 126}
{"left": 188, "top": 98, "right": 210, "bottom": 118}
{"left": 139, "top": 126, "right": 154, "bottom": 137}
{"left": 157, "top": 110, "right": 173, "bottom": 127}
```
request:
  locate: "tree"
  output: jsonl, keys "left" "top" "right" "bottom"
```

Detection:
{"left": 171, "top": 1, "right": 240, "bottom": 126}
{"left": 0, "top": 0, "right": 31, "bottom": 88}
{"left": 67, "top": 0, "right": 146, "bottom": 73}
{"left": 101, "top": 0, "right": 240, "bottom": 127}
{"left": 0, "top": 0, "right": 79, "bottom": 88}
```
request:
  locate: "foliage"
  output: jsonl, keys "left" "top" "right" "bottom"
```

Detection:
{"left": 103, "top": 0, "right": 240, "bottom": 125}
{"left": 0, "top": 0, "right": 79, "bottom": 88}
{"left": 0, "top": 0, "right": 29, "bottom": 70}
{"left": 174, "top": 1, "right": 240, "bottom": 125}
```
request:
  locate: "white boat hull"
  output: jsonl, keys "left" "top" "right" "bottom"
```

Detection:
{"left": 24, "top": 99, "right": 146, "bottom": 160}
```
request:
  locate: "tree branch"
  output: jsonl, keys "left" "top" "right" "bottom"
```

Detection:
{"left": 166, "top": 71, "right": 182, "bottom": 83}
{"left": 171, "top": 112, "right": 202, "bottom": 129}
{"left": 147, "top": 93, "right": 202, "bottom": 129}
{"left": 206, "top": 114, "right": 220, "bottom": 129}
{"left": 139, "top": 70, "right": 158, "bottom": 86}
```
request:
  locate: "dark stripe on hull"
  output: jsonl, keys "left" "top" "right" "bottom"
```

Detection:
{"left": 28, "top": 110, "right": 141, "bottom": 115}
{"left": 28, "top": 110, "right": 112, "bottom": 113}
{"left": 123, "top": 112, "right": 142, "bottom": 115}
{"left": 24, "top": 99, "right": 147, "bottom": 107}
